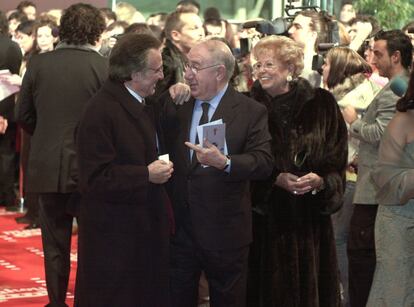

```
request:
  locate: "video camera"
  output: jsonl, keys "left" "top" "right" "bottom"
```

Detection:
{"left": 240, "top": 2, "right": 340, "bottom": 74}
{"left": 312, "top": 18, "right": 340, "bottom": 72}
{"left": 239, "top": 17, "right": 291, "bottom": 57}
{"left": 239, "top": 1, "right": 319, "bottom": 56}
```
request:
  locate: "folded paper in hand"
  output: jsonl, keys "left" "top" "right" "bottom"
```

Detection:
{"left": 158, "top": 153, "right": 170, "bottom": 163}
{"left": 196, "top": 119, "right": 227, "bottom": 154}
{"left": 0, "top": 70, "right": 19, "bottom": 101}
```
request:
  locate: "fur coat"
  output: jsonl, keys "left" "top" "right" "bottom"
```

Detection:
{"left": 331, "top": 73, "right": 381, "bottom": 164}
{"left": 247, "top": 78, "right": 348, "bottom": 307}
{"left": 331, "top": 73, "right": 381, "bottom": 112}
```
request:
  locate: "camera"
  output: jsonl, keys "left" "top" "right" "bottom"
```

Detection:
{"left": 311, "top": 18, "right": 340, "bottom": 72}
{"left": 240, "top": 0, "right": 340, "bottom": 75}
{"left": 239, "top": 17, "right": 291, "bottom": 57}
{"left": 239, "top": 0, "right": 320, "bottom": 57}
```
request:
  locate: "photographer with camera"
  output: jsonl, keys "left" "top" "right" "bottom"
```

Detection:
{"left": 288, "top": 10, "right": 336, "bottom": 88}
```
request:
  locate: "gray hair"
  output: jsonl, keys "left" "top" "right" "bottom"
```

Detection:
{"left": 201, "top": 39, "right": 235, "bottom": 82}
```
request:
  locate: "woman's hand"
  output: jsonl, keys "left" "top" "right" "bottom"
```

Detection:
{"left": 0, "top": 74, "right": 22, "bottom": 87}
{"left": 275, "top": 172, "right": 324, "bottom": 195}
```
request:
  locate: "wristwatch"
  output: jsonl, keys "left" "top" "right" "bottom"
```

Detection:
{"left": 222, "top": 155, "right": 231, "bottom": 170}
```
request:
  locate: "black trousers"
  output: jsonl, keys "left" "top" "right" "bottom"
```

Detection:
{"left": 39, "top": 193, "right": 74, "bottom": 307}
{"left": 0, "top": 124, "right": 16, "bottom": 206}
{"left": 21, "top": 131, "right": 39, "bottom": 223}
{"left": 170, "top": 223, "right": 249, "bottom": 307}
{"left": 347, "top": 204, "right": 378, "bottom": 307}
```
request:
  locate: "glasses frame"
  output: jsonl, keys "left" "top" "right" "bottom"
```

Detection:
{"left": 252, "top": 61, "right": 279, "bottom": 73}
{"left": 184, "top": 63, "right": 222, "bottom": 75}
{"left": 146, "top": 65, "right": 164, "bottom": 74}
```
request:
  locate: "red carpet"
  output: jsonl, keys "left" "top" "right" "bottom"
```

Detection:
{"left": 0, "top": 208, "right": 77, "bottom": 306}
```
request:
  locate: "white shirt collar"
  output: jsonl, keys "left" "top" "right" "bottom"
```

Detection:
{"left": 124, "top": 84, "right": 144, "bottom": 103}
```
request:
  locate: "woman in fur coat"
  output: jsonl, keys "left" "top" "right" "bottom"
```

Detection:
{"left": 247, "top": 36, "right": 348, "bottom": 307}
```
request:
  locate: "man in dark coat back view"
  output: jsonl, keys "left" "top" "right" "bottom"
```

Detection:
{"left": 0, "top": 10, "right": 22, "bottom": 210}
{"left": 75, "top": 33, "right": 174, "bottom": 306}
{"left": 16, "top": 4, "right": 108, "bottom": 307}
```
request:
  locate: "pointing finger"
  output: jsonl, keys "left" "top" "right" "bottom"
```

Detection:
{"left": 184, "top": 141, "right": 202, "bottom": 152}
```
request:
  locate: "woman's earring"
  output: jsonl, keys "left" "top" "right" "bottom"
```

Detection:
{"left": 286, "top": 75, "right": 293, "bottom": 82}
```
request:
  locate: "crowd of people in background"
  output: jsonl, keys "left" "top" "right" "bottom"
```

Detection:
{"left": 0, "top": 0, "right": 414, "bottom": 306}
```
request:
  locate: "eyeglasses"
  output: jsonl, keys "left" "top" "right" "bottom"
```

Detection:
{"left": 252, "top": 61, "right": 279, "bottom": 72}
{"left": 184, "top": 62, "right": 222, "bottom": 75}
{"left": 146, "top": 65, "right": 163, "bottom": 74}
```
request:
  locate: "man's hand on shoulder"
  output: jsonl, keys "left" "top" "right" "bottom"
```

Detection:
{"left": 169, "top": 82, "right": 191, "bottom": 105}
{"left": 0, "top": 116, "right": 8, "bottom": 134}
{"left": 148, "top": 160, "right": 174, "bottom": 184}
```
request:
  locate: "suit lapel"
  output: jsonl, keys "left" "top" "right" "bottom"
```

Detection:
{"left": 104, "top": 80, "right": 157, "bottom": 160}
{"left": 105, "top": 79, "right": 146, "bottom": 120}
{"left": 181, "top": 98, "right": 195, "bottom": 167}
{"left": 211, "top": 86, "right": 238, "bottom": 127}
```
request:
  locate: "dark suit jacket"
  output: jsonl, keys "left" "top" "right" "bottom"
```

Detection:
{"left": 16, "top": 45, "right": 108, "bottom": 193}
{"left": 75, "top": 79, "right": 170, "bottom": 306}
{"left": 164, "top": 85, "right": 273, "bottom": 251}
{"left": 0, "top": 34, "right": 22, "bottom": 121}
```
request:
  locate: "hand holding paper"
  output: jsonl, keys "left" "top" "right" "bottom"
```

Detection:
{"left": 0, "top": 70, "right": 20, "bottom": 101}
{"left": 0, "top": 73, "right": 22, "bottom": 87}
{"left": 196, "top": 119, "right": 227, "bottom": 154}
{"left": 148, "top": 159, "right": 174, "bottom": 184}
{"left": 158, "top": 154, "right": 170, "bottom": 163}
{"left": 185, "top": 139, "right": 227, "bottom": 169}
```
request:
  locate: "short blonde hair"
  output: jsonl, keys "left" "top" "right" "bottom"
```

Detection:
{"left": 252, "top": 35, "right": 304, "bottom": 78}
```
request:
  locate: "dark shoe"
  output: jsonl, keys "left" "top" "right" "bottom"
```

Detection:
{"left": 15, "top": 215, "right": 32, "bottom": 224}
{"left": 24, "top": 223, "right": 40, "bottom": 230}
{"left": 6, "top": 206, "right": 21, "bottom": 212}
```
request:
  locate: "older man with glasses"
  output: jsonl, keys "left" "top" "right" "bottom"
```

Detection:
{"left": 163, "top": 39, "right": 273, "bottom": 307}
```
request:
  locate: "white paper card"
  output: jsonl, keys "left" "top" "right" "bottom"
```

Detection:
{"left": 158, "top": 153, "right": 170, "bottom": 163}
{"left": 0, "top": 70, "right": 19, "bottom": 101}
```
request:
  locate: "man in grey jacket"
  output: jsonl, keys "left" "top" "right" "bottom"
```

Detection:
{"left": 342, "top": 29, "right": 412, "bottom": 307}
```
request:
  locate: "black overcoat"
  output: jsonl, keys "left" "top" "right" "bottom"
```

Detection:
{"left": 75, "top": 79, "right": 170, "bottom": 306}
